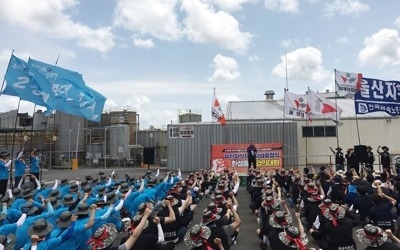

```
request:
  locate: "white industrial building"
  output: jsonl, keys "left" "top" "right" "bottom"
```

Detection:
{"left": 225, "top": 90, "right": 399, "bottom": 168}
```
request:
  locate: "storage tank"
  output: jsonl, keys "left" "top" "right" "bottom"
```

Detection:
{"left": 109, "top": 124, "right": 130, "bottom": 160}
{"left": 178, "top": 109, "right": 202, "bottom": 123}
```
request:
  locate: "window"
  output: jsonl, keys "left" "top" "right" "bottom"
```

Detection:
{"left": 325, "top": 126, "right": 336, "bottom": 137}
{"left": 302, "top": 126, "right": 336, "bottom": 137}
{"left": 302, "top": 127, "right": 313, "bottom": 137}
{"left": 169, "top": 127, "right": 179, "bottom": 138}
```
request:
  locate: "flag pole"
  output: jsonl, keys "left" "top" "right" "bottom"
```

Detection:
{"left": 282, "top": 52, "right": 288, "bottom": 168}
{"left": 37, "top": 54, "right": 61, "bottom": 176}
{"left": 211, "top": 87, "right": 215, "bottom": 169}
{"left": 1, "top": 50, "right": 16, "bottom": 189}
{"left": 334, "top": 69, "right": 340, "bottom": 148}
{"left": 29, "top": 104, "right": 37, "bottom": 175}
{"left": 306, "top": 87, "right": 310, "bottom": 168}
{"left": 9, "top": 98, "right": 22, "bottom": 189}
{"left": 355, "top": 113, "right": 361, "bottom": 145}
{"left": 282, "top": 88, "right": 286, "bottom": 169}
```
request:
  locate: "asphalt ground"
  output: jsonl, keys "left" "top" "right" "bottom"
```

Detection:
{"left": 33, "top": 167, "right": 375, "bottom": 249}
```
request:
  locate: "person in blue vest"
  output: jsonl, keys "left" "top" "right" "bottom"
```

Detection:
{"left": 14, "top": 149, "right": 27, "bottom": 188}
{"left": 23, "top": 216, "right": 76, "bottom": 250}
{"left": 29, "top": 148, "right": 41, "bottom": 184}
{"left": 0, "top": 151, "right": 11, "bottom": 197}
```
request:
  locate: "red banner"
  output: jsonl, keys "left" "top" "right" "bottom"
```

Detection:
{"left": 210, "top": 142, "right": 283, "bottom": 173}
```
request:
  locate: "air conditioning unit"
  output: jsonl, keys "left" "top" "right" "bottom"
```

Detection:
{"left": 119, "top": 117, "right": 124, "bottom": 123}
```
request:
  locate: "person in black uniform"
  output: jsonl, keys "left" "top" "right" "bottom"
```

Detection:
{"left": 345, "top": 148, "right": 358, "bottom": 173}
{"left": 329, "top": 147, "right": 345, "bottom": 171}
{"left": 377, "top": 146, "right": 391, "bottom": 172}
{"left": 247, "top": 140, "right": 257, "bottom": 170}
{"left": 365, "top": 146, "right": 375, "bottom": 173}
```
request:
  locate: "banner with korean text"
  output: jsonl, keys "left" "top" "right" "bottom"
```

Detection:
{"left": 355, "top": 78, "right": 400, "bottom": 116}
{"left": 210, "top": 142, "right": 283, "bottom": 174}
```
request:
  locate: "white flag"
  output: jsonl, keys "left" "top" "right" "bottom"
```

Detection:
{"left": 211, "top": 91, "right": 226, "bottom": 125}
{"left": 335, "top": 69, "right": 362, "bottom": 94}
{"left": 307, "top": 89, "right": 343, "bottom": 123}
{"left": 284, "top": 90, "right": 308, "bottom": 119}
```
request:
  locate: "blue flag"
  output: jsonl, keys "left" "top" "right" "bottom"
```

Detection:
{"left": 28, "top": 58, "right": 95, "bottom": 110}
{"left": 355, "top": 77, "right": 400, "bottom": 116}
{"left": 47, "top": 85, "right": 106, "bottom": 122}
{"left": 2, "top": 55, "right": 54, "bottom": 108}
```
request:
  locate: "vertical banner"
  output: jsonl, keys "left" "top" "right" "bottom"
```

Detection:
{"left": 210, "top": 142, "right": 283, "bottom": 174}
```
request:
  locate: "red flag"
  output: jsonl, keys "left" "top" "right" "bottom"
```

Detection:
{"left": 212, "top": 91, "right": 226, "bottom": 125}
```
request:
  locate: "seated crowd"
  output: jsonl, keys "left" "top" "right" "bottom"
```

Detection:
{"left": 247, "top": 165, "right": 400, "bottom": 249}
{"left": 0, "top": 167, "right": 242, "bottom": 250}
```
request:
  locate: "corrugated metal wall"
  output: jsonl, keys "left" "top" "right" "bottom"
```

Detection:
{"left": 137, "top": 130, "right": 168, "bottom": 148}
{"left": 167, "top": 121, "right": 297, "bottom": 171}
{"left": 137, "top": 130, "right": 168, "bottom": 164}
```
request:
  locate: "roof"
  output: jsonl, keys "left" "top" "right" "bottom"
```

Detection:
{"left": 226, "top": 96, "right": 391, "bottom": 121}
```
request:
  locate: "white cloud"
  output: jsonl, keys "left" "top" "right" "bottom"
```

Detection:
{"left": 0, "top": 0, "right": 115, "bottom": 53}
{"left": 205, "top": 0, "right": 255, "bottom": 12}
{"left": 113, "top": 0, "right": 183, "bottom": 41}
{"left": 264, "top": 0, "right": 300, "bottom": 13}
{"left": 358, "top": 29, "right": 400, "bottom": 68}
{"left": 395, "top": 17, "right": 400, "bottom": 28}
{"left": 272, "top": 47, "right": 330, "bottom": 82}
{"left": 323, "top": 0, "right": 369, "bottom": 17}
{"left": 181, "top": 0, "right": 252, "bottom": 53}
{"left": 133, "top": 38, "right": 155, "bottom": 49}
{"left": 336, "top": 36, "right": 351, "bottom": 45}
{"left": 209, "top": 54, "right": 241, "bottom": 82}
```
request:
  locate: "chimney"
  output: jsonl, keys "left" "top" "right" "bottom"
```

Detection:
{"left": 264, "top": 90, "right": 275, "bottom": 100}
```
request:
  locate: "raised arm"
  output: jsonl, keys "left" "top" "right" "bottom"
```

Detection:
{"left": 85, "top": 205, "right": 97, "bottom": 229}
{"left": 163, "top": 200, "right": 176, "bottom": 224}
{"left": 153, "top": 216, "right": 165, "bottom": 243}
{"left": 16, "top": 150, "right": 24, "bottom": 160}
{"left": 121, "top": 208, "right": 152, "bottom": 249}
{"left": 226, "top": 200, "right": 241, "bottom": 231}
{"left": 52, "top": 179, "right": 59, "bottom": 190}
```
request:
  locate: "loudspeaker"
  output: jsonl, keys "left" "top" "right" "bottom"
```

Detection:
{"left": 354, "top": 145, "right": 368, "bottom": 163}
{"left": 143, "top": 148, "right": 155, "bottom": 164}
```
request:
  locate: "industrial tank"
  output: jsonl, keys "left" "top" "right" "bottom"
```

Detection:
{"left": 109, "top": 124, "right": 130, "bottom": 160}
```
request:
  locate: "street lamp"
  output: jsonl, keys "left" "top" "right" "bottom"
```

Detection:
{"left": 68, "top": 128, "right": 73, "bottom": 169}
{"left": 104, "top": 126, "right": 109, "bottom": 169}
{"left": 69, "top": 126, "right": 108, "bottom": 169}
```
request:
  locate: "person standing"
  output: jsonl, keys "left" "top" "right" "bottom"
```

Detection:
{"left": 377, "top": 146, "right": 391, "bottom": 172}
{"left": 0, "top": 151, "right": 11, "bottom": 197}
{"left": 329, "top": 147, "right": 345, "bottom": 171}
{"left": 29, "top": 148, "right": 40, "bottom": 182}
{"left": 345, "top": 148, "right": 358, "bottom": 173}
{"left": 14, "top": 149, "right": 26, "bottom": 187}
{"left": 365, "top": 146, "right": 375, "bottom": 173}
{"left": 247, "top": 140, "right": 257, "bottom": 170}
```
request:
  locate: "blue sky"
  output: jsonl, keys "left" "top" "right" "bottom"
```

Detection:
{"left": 0, "top": 0, "right": 400, "bottom": 128}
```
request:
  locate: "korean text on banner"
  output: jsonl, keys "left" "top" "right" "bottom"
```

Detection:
{"left": 355, "top": 78, "right": 400, "bottom": 116}
{"left": 3, "top": 55, "right": 54, "bottom": 108}
{"left": 210, "top": 143, "right": 283, "bottom": 174}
